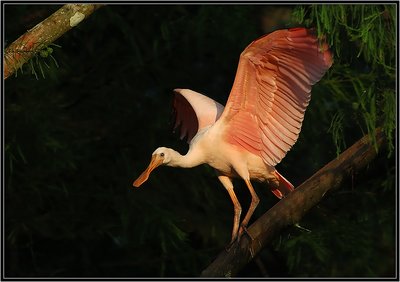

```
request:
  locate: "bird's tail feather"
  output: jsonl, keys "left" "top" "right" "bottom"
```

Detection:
{"left": 271, "top": 171, "right": 294, "bottom": 199}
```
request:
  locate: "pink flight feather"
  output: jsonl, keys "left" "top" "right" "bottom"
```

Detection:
{"left": 220, "top": 27, "right": 333, "bottom": 166}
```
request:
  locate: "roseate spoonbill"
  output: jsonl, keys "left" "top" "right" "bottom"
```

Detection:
{"left": 133, "top": 27, "right": 333, "bottom": 245}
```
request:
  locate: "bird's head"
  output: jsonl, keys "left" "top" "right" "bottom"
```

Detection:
{"left": 133, "top": 147, "right": 173, "bottom": 187}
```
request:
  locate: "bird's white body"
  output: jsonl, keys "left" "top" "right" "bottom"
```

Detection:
{"left": 133, "top": 27, "right": 333, "bottom": 245}
{"left": 186, "top": 123, "right": 277, "bottom": 184}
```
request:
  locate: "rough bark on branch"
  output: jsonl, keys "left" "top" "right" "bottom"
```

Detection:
{"left": 201, "top": 129, "right": 386, "bottom": 277}
{"left": 4, "top": 4, "right": 103, "bottom": 79}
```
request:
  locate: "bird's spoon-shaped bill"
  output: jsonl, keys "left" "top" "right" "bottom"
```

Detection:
{"left": 133, "top": 155, "right": 163, "bottom": 187}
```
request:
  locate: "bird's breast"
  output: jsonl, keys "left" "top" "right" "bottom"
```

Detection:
{"left": 200, "top": 125, "right": 276, "bottom": 182}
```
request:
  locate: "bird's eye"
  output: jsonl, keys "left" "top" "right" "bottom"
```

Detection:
{"left": 160, "top": 152, "right": 165, "bottom": 157}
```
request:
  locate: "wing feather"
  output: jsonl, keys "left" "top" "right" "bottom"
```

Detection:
{"left": 220, "top": 28, "right": 333, "bottom": 166}
{"left": 173, "top": 89, "right": 224, "bottom": 144}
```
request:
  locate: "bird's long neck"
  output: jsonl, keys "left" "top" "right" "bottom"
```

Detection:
{"left": 168, "top": 148, "right": 204, "bottom": 168}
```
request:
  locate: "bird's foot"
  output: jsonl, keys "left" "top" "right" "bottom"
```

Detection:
{"left": 225, "top": 225, "right": 255, "bottom": 252}
{"left": 225, "top": 236, "right": 239, "bottom": 252}
{"left": 239, "top": 225, "right": 254, "bottom": 241}
{"left": 225, "top": 242, "right": 234, "bottom": 252}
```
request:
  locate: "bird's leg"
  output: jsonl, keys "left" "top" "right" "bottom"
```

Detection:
{"left": 238, "top": 179, "right": 259, "bottom": 240}
{"left": 217, "top": 175, "right": 242, "bottom": 247}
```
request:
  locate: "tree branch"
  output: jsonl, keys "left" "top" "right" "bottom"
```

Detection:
{"left": 4, "top": 4, "right": 103, "bottom": 79}
{"left": 201, "top": 128, "right": 386, "bottom": 277}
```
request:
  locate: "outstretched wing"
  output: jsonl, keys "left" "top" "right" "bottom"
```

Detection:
{"left": 220, "top": 27, "right": 333, "bottom": 166}
{"left": 172, "top": 88, "right": 225, "bottom": 143}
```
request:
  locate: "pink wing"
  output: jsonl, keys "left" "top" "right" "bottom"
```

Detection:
{"left": 173, "top": 88, "right": 225, "bottom": 143}
{"left": 220, "top": 27, "right": 333, "bottom": 166}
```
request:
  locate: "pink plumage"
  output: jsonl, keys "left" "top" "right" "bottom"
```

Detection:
{"left": 173, "top": 89, "right": 224, "bottom": 143}
{"left": 222, "top": 27, "right": 333, "bottom": 166}
{"left": 134, "top": 28, "right": 332, "bottom": 246}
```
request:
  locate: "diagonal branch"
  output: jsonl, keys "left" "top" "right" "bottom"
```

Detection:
{"left": 4, "top": 4, "right": 103, "bottom": 79}
{"left": 201, "top": 128, "right": 386, "bottom": 277}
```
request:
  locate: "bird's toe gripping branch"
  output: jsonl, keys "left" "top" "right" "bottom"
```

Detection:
{"left": 238, "top": 224, "right": 255, "bottom": 241}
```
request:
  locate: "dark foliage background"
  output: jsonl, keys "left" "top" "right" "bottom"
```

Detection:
{"left": 4, "top": 4, "right": 397, "bottom": 277}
